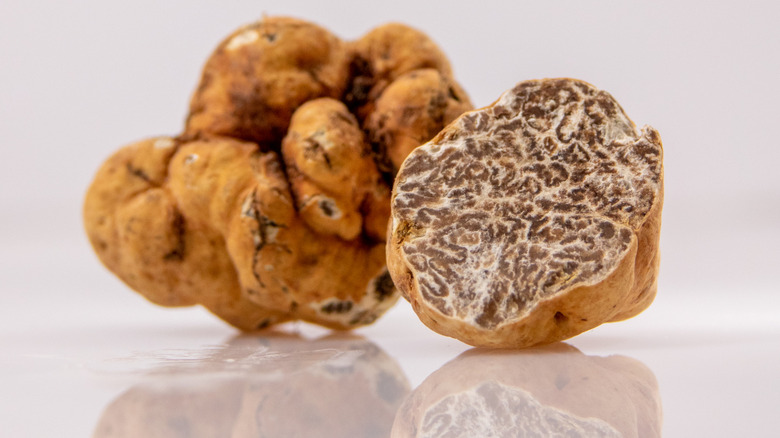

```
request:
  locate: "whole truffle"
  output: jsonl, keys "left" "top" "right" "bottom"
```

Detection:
{"left": 84, "top": 16, "right": 472, "bottom": 330}
{"left": 387, "top": 78, "right": 663, "bottom": 348}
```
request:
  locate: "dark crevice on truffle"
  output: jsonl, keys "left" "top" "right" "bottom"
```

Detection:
{"left": 343, "top": 55, "right": 374, "bottom": 117}
{"left": 163, "top": 211, "right": 186, "bottom": 261}
{"left": 447, "top": 85, "right": 461, "bottom": 102}
{"left": 303, "top": 137, "right": 332, "bottom": 169}
{"left": 247, "top": 189, "right": 290, "bottom": 288}
{"left": 126, "top": 163, "right": 152, "bottom": 184}
{"left": 349, "top": 310, "right": 375, "bottom": 325}
{"left": 321, "top": 300, "right": 354, "bottom": 314}
{"left": 319, "top": 198, "right": 336, "bottom": 217}
{"left": 373, "top": 270, "right": 396, "bottom": 302}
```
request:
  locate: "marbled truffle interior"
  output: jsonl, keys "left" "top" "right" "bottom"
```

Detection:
{"left": 392, "top": 79, "right": 663, "bottom": 330}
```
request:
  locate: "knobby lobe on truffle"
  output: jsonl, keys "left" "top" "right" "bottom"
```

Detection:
{"left": 185, "top": 17, "right": 352, "bottom": 147}
{"left": 345, "top": 22, "right": 457, "bottom": 120}
{"left": 281, "top": 98, "right": 389, "bottom": 241}
{"left": 388, "top": 78, "right": 663, "bottom": 347}
{"left": 85, "top": 136, "right": 395, "bottom": 330}
{"left": 84, "top": 16, "right": 473, "bottom": 330}
{"left": 365, "top": 68, "right": 472, "bottom": 180}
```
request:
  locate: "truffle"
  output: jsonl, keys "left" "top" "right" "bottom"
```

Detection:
{"left": 84, "top": 16, "right": 472, "bottom": 330}
{"left": 388, "top": 78, "right": 663, "bottom": 347}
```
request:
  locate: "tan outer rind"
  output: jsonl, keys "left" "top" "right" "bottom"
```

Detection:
{"left": 185, "top": 16, "right": 351, "bottom": 146}
{"left": 364, "top": 68, "right": 472, "bottom": 176}
{"left": 388, "top": 230, "right": 638, "bottom": 348}
{"left": 281, "top": 98, "right": 385, "bottom": 241}
{"left": 84, "top": 136, "right": 398, "bottom": 331}
{"left": 610, "top": 183, "right": 664, "bottom": 322}
{"left": 345, "top": 22, "right": 456, "bottom": 121}
{"left": 83, "top": 138, "right": 289, "bottom": 330}
{"left": 390, "top": 344, "right": 662, "bottom": 438}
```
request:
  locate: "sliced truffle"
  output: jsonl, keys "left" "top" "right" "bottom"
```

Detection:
{"left": 388, "top": 78, "right": 664, "bottom": 348}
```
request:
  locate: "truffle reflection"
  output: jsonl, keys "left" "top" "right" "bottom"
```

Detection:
{"left": 93, "top": 331, "right": 409, "bottom": 438}
{"left": 392, "top": 343, "right": 662, "bottom": 438}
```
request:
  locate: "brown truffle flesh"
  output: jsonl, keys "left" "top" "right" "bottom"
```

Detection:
{"left": 388, "top": 78, "right": 663, "bottom": 348}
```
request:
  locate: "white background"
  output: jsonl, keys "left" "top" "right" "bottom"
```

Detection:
{"left": 1, "top": 1, "right": 779, "bottom": 436}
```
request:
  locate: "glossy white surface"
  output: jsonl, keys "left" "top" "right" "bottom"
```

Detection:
{"left": 1, "top": 0, "right": 779, "bottom": 436}
{"left": 1, "top": 220, "right": 779, "bottom": 436}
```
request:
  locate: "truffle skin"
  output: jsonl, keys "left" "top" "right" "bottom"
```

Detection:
{"left": 387, "top": 78, "right": 664, "bottom": 348}
{"left": 85, "top": 16, "right": 473, "bottom": 331}
{"left": 364, "top": 68, "right": 473, "bottom": 177}
{"left": 84, "top": 136, "right": 397, "bottom": 330}
{"left": 185, "top": 16, "right": 352, "bottom": 146}
{"left": 281, "top": 98, "right": 389, "bottom": 241}
{"left": 345, "top": 23, "right": 459, "bottom": 121}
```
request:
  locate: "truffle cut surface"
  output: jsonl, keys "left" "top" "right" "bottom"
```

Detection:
{"left": 389, "top": 78, "right": 663, "bottom": 346}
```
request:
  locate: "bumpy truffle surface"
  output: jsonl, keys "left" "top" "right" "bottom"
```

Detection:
{"left": 186, "top": 17, "right": 352, "bottom": 146}
{"left": 84, "top": 16, "right": 472, "bottom": 330}
{"left": 388, "top": 78, "right": 663, "bottom": 348}
{"left": 345, "top": 23, "right": 457, "bottom": 120}
{"left": 365, "top": 68, "right": 472, "bottom": 177}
